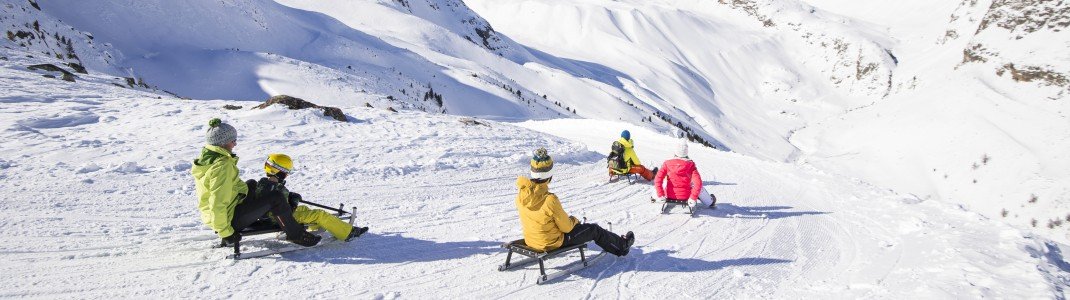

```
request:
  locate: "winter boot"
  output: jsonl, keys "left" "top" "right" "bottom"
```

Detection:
{"left": 288, "top": 231, "right": 322, "bottom": 247}
{"left": 709, "top": 193, "right": 717, "bottom": 209}
{"left": 619, "top": 231, "right": 635, "bottom": 256}
{"left": 345, "top": 226, "right": 369, "bottom": 242}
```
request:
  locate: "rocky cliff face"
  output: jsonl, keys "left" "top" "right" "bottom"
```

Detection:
{"left": 718, "top": 0, "right": 897, "bottom": 101}
{"left": 953, "top": 0, "right": 1069, "bottom": 97}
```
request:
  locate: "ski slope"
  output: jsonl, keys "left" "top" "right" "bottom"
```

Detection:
{"left": 12, "top": 0, "right": 1068, "bottom": 245}
{"left": 467, "top": 0, "right": 1070, "bottom": 246}
{"left": 1, "top": 60, "right": 1067, "bottom": 298}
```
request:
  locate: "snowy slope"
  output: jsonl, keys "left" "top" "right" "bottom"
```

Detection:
{"left": 1, "top": 51, "right": 1068, "bottom": 298}
{"left": 32, "top": 0, "right": 713, "bottom": 130}
{"left": 34, "top": 0, "right": 578, "bottom": 118}
{"left": 466, "top": 0, "right": 900, "bottom": 160}
{"left": 788, "top": 0, "right": 1070, "bottom": 243}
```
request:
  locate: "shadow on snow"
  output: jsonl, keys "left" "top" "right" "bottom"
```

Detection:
{"left": 568, "top": 248, "right": 791, "bottom": 279}
{"left": 281, "top": 232, "right": 500, "bottom": 264}
{"left": 697, "top": 202, "right": 829, "bottom": 220}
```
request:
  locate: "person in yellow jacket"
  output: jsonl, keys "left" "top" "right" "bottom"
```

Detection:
{"left": 256, "top": 153, "right": 369, "bottom": 241}
{"left": 191, "top": 118, "right": 320, "bottom": 247}
{"left": 615, "top": 130, "right": 657, "bottom": 181}
{"left": 515, "top": 148, "right": 635, "bottom": 256}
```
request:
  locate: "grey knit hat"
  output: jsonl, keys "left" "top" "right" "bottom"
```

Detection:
{"left": 205, "top": 118, "right": 237, "bottom": 146}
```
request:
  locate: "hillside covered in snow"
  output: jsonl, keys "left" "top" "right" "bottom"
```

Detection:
{"left": 2, "top": 54, "right": 1067, "bottom": 298}
{"left": 1, "top": 0, "right": 1069, "bottom": 297}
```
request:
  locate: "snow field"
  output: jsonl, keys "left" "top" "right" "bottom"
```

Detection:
{"left": 16, "top": 0, "right": 1068, "bottom": 246}
{"left": 0, "top": 65, "right": 1065, "bottom": 298}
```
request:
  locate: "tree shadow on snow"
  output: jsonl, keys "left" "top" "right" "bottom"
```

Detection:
{"left": 282, "top": 232, "right": 500, "bottom": 264}
{"left": 698, "top": 203, "right": 829, "bottom": 220}
{"left": 570, "top": 248, "right": 791, "bottom": 279}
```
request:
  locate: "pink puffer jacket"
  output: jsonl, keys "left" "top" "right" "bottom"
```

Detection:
{"left": 654, "top": 158, "right": 702, "bottom": 200}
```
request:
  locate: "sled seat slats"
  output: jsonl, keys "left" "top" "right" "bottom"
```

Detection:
{"left": 503, "top": 239, "right": 587, "bottom": 259}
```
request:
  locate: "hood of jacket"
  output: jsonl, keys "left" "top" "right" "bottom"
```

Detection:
{"left": 516, "top": 176, "right": 550, "bottom": 210}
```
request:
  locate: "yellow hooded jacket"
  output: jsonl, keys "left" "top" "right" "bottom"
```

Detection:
{"left": 515, "top": 176, "right": 579, "bottom": 252}
{"left": 618, "top": 137, "right": 642, "bottom": 167}
{"left": 191, "top": 145, "right": 249, "bottom": 238}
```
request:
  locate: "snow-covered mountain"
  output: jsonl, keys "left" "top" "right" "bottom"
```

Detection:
{"left": 466, "top": 0, "right": 1070, "bottom": 243}
{"left": 787, "top": 0, "right": 1070, "bottom": 243}
{"left": 2, "top": 0, "right": 1069, "bottom": 297}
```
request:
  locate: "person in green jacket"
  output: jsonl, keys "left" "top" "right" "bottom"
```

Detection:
{"left": 191, "top": 118, "right": 320, "bottom": 247}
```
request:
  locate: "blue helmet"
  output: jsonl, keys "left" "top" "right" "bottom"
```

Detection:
{"left": 621, "top": 130, "right": 631, "bottom": 140}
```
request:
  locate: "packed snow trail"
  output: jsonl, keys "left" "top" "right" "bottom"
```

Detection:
{"left": 0, "top": 64, "right": 1066, "bottom": 298}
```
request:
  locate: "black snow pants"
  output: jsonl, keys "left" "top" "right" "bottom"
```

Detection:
{"left": 560, "top": 223, "right": 628, "bottom": 256}
{"left": 230, "top": 180, "right": 304, "bottom": 239}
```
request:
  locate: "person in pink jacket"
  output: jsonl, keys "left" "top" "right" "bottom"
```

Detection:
{"left": 654, "top": 140, "right": 716, "bottom": 209}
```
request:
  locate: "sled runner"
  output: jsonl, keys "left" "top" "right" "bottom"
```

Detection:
{"left": 658, "top": 198, "right": 696, "bottom": 217}
{"left": 224, "top": 200, "right": 357, "bottom": 260}
{"left": 608, "top": 172, "right": 638, "bottom": 184}
{"left": 498, "top": 239, "right": 606, "bottom": 284}
{"left": 607, "top": 139, "right": 639, "bottom": 184}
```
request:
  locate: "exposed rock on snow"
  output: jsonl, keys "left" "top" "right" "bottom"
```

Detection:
{"left": 955, "top": 0, "right": 1070, "bottom": 92}
{"left": 254, "top": 95, "right": 347, "bottom": 122}
{"left": 26, "top": 63, "right": 75, "bottom": 82}
{"left": 458, "top": 117, "right": 489, "bottom": 127}
{"left": 0, "top": 0, "right": 122, "bottom": 76}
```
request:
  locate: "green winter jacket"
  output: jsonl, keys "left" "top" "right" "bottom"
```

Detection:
{"left": 192, "top": 145, "right": 248, "bottom": 238}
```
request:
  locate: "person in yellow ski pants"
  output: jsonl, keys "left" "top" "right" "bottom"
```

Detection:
{"left": 256, "top": 153, "right": 369, "bottom": 241}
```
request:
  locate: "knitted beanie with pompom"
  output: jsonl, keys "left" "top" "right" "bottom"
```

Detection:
{"left": 205, "top": 118, "right": 237, "bottom": 146}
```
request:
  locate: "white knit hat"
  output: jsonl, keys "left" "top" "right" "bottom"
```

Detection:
{"left": 675, "top": 139, "right": 688, "bottom": 158}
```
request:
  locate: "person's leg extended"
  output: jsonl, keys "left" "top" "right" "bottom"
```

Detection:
{"left": 562, "top": 223, "right": 629, "bottom": 256}
{"left": 698, "top": 185, "right": 715, "bottom": 207}
{"left": 629, "top": 165, "right": 654, "bottom": 181}
{"left": 293, "top": 206, "right": 353, "bottom": 240}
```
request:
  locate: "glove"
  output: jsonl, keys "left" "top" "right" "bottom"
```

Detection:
{"left": 222, "top": 233, "right": 242, "bottom": 245}
{"left": 569, "top": 216, "right": 580, "bottom": 225}
{"left": 288, "top": 192, "right": 302, "bottom": 211}
{"left": 687, "top": 199, "right": 698, "bottom": 207}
